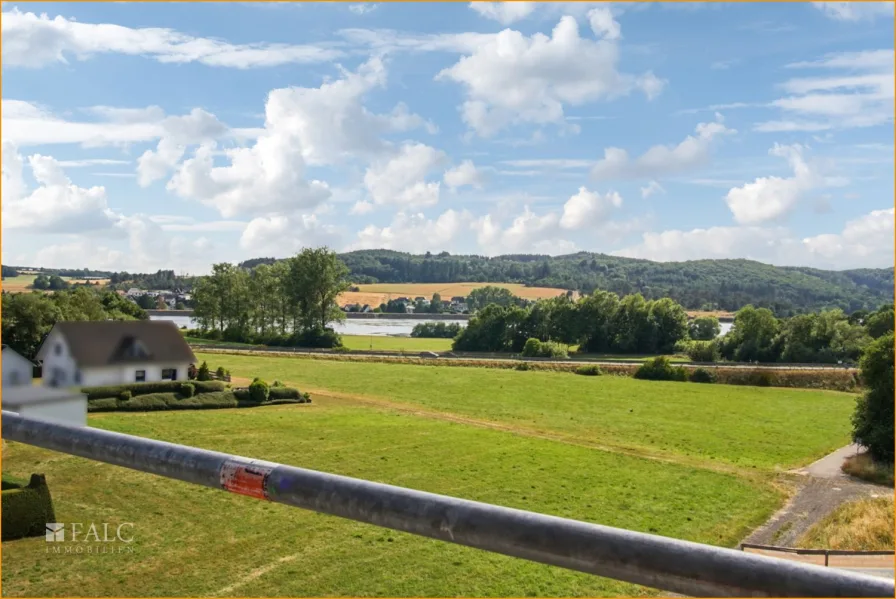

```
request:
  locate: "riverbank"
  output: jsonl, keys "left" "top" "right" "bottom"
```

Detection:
{"left": 146, "top": 310, "right": 471, "bottom": 321}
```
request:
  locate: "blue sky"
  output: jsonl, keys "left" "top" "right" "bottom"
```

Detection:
{"left": 2, "top": 1, "right": 893, "bottom": 274}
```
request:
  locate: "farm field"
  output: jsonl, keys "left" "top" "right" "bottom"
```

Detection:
{"left": 3, "top": 400, "right": 779, "bottom": 597}
{"left": 338, "top": 282, "right": 568, "bottom": 308}
{"left": 1, "top": 274, "right": 110, "bottom": 293}
{"left": 199, "top": 353, "right": 854, "bottom": 473}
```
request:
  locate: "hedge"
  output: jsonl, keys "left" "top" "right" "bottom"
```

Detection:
{"left": 2, "top": 474, "right": 56, "bottom": 541}
{"left": 87, "top": 391, "right": 308, "bottom": 412}
{"left": 83, "top": 380, "right": 226, "bottom": 400}
{"left": 269, "top": 387, "right": 302, "bottom": 400}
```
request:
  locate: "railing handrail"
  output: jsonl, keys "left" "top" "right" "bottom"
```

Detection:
{"left": 2, "top": 411, "right": 892, "bottom": 598}
{"left": 742, "top": 543, "right": 895, "bottom": 557}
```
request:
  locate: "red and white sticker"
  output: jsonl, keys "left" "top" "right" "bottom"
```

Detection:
{"left": 219, "top": 459, "right": 277, "bottom": 500}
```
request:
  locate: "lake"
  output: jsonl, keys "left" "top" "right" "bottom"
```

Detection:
{"left": 151, "top": 315, "right": 732, "bottom": 338}
{"left": 150, "top": 315, "right": 467, "bottom": 337}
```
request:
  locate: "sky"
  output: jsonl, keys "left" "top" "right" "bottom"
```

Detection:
{"left": 1, "top": 1, "right": 894, "bottom": 275}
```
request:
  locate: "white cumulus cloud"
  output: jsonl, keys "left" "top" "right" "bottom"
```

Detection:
{"left": 592, "top": 115, "right": 735, "bottom": 180}
{"left": 436, "top": 15, "right": 664, "bottom": 137}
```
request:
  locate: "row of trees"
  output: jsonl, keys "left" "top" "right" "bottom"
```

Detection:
{"left": 454, "top": 292, "right": 691, "bottom": 355}
{"left": 191, "top": 248, "right": 349, "bottom": 346}
{"left": 1, "top": 287, "right": 148, "bottom": 358}
{"left": 451, "top": 289, "right": 893, "bottom": 364}
{"left": 713, "top": 303, "right": 892, "bottom": 364}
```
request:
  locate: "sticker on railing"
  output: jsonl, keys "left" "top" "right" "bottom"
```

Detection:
{"left": 219, "top": 458, "right": 277, "bottom": 500}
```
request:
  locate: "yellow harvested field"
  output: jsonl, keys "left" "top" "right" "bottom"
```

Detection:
{"left": 338, "top": 282, "right": 568, "bottom": 307}
{"left": 1, "top": 274, "right": 110, "bottom": 293}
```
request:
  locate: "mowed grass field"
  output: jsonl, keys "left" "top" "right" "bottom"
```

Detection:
{"left": 184, "top": 335, "right": 455, "bottom": 352}
{"left": 2, "top": 356, "right": 853, "bottom": 597}
{"left": 3, "top": 404, "right": 778, "bottom": 597}
{"left": 199, "top": 353, "right": 855, "bottom": 472}
{"left": 1, "top": 274, "right": 110, "bottom": 293}
{"left": 338, "top": 282, "right": 567, "bottom": 308}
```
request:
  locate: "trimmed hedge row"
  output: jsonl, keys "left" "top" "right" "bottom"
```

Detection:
{"left": 2, "top": 474, "right": 56, "bottom": 541}
{"left": 83, "top": 380, "right": 226, "bottom": 400}
{"left": 87, "top": 391, "right": 307, "bottom": 412}
{"left": 197, "top": 348, "right": 860, "bottom": 392}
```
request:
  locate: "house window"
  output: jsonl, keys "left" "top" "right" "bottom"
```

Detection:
{"left": 74, "top": 370, "right": 82, "bottom": 385}
{"left": 9, "top": 372, "right": 19, "bottom": 386}
{"left": 54, "top": 343, "right": 63, "bottom": 356}
{"left": 161, "top": 368, "right": 177, "bottom": 381}
{"left": 135, "top": 370, "right": 146, "bottom": 382}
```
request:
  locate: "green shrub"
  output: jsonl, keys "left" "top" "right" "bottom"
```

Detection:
{"left": 197, "top": 361, "right": 211, "bottom": 381}
{"left": 574, "top": 365, "right": 602, "bottom": 376}
{"left": 302, "top": 392, "right": 312, "bottom": 403}
{"left": 852, "top": 332, "right": 894, "bottom": 463}
{"left": 689, "top": 367, "right": 716, "bottom": 384}
{"left": 87, "top": 391, "right": 241, "bottom": 412}
{"left": 272, "top": 380, "right": 284, "bottom": 387}
{"left": 232, "top": 388, "right": 251, "bottom": 401}
{"left": 269, "top": 387, "right": 301, "bottom": 400}
{"left": 521, "top": 338, "right": 569, "bottom": 359}
{"left": 83, "top": 380, "right": 227, "bottom": 400}
{"left": 215, "top": 366, "right": 226, "bottom": 379}
{"left": 248, "top": 378, "right": 269, "bottom": 403}
{"left": 2, "top": 474, "right": 56, "bottom": 541}
{"left": 119, "top": 390, "right": 132, "bottom": 401}
{"left": 332, "top": 346, "right": 351, "bottom": 353}
{"left": 179, "top": 383, "right": 195, "bottom": 397}
{"left": 634, "top": 356, "right": 688, "bottom": 382}
{"left": 675, "top": 339, "right": 720, "bottom": 363}
{"left": 514, "top": 362, "right": 530, "bottom": 371}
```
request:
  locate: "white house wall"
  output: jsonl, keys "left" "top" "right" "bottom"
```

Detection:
{"left": 81, "top": 363, "right": 192, "bottom": 387}
{"left": 2, "top": 348, "right": 33, "bottom": 387}
{"left": 39, "top": 330, "right": 80, "bottom": 388}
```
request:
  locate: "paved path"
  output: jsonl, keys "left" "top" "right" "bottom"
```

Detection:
{"left": 798, "top": 444, "right": 864, "bottom": 478}
{"left": 742, "top": 445, "right": 893, "bottom": 548}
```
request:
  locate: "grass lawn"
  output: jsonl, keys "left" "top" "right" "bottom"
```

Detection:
{"left": 198, "top": 353, "right": 855, "bottom": 473}
{"left": 185, "top": 335, "right": 454, "bottom": 352}
{"left": 1, "top": 403, "right": 779, "bottom": 597}
{"left": 340, "top": 335, "right": 454, "bottom": 352}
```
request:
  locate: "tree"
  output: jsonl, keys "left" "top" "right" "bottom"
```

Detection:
{"left": 578, "top": 290, "right": 620, "bottom": 353}
{"left": 689, "top": 316, "right": 721, "bottom": 341}
{"left": 287, "top": 248, "right": 350, "bottom": 331}
{"left": 720, "top": 305, "right": 780, "bottom": 362}
{"left": 430, "top": 292, "right": 442, "bottom": 314}
{"left": 851, "top": 333, "right": 894, "bottom": 463}
{"left": 467, "top": 286, "right": 518, "bottom": 311}
{"left": 865, "top": 305, "right": 894, "bottom": 339}
{"left": 648, "top": 297, "right": 689, "bottom": 354}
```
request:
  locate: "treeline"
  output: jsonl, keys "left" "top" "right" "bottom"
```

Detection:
{"left": 239, "top": 250, "right": 894, "bottom": 316}
{"left": 1, "top": 287, "right": 148, "bottom": 358}
{"left": 1, "top": 265, "right": 114, "bottom": 279}
{"left": 108, "top": 269, "right": 198, "bottom": 291}
{"left": 411, "top": 322, "right": 464, "bottom": 338}
{"left": 189, "top": 248, "right": 349, "bottom": 348}
{"left": 452, "top": 291, "right": 893, "bottom": 365}
{"left": 454, "top": 292, "right": 691, "bottom": 355}
{"left": 708, "top": 303, "right": 893, "bottom": 364}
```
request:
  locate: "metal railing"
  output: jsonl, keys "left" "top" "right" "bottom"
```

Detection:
{"left": 742, "top": 543, "right": 895, "bottom": 568}
{"left": 2, "top": 410, "right": 893, "bottom": 598}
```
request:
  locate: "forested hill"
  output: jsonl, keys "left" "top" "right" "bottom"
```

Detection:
{"left": 240, "top": 250, "right": 894, "bottom": 316}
